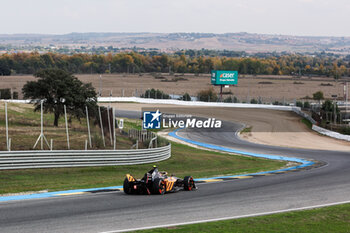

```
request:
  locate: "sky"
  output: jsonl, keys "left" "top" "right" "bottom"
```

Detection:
{"left": 1, "top": 0, "right": 350, "bottom": 36}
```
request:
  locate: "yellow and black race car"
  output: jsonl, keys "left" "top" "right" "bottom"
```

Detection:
{"left": 123, "top": 166, "right": 196, "bottom": 195}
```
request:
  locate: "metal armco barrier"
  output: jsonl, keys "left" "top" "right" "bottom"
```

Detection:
{"left": 0, "top": 144, "right": 171, "bottom": 170}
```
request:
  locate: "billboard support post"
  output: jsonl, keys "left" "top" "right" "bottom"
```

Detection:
{"left": 220, "top": 85, "right": 223, "bottom": 102}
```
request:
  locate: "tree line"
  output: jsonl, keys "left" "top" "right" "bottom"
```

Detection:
{"left": 1, "top": 52, "right": 350, "bottom": 78}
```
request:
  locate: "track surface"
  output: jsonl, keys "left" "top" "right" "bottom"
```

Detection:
{"left": 1, "top": 109, "right": 350, "bottom": 233}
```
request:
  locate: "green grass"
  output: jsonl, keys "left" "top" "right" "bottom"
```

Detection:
{"left": 241, "top": 126, "right": 252, "bottom": 133}
{"left": 135, "top": 203, "right": 350, "bottom": 233}
{"left": 0, "top": 142, "right": 285, "bottom": 194}
{"left": 123, "top": 117, "right": 169, "bottom": 133}
{"left": 301, "top": 118, "right": 313, "bottom": 129}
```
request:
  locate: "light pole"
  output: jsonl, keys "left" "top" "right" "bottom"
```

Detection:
{"left": 331, "top": 94, "right": 337, "bottom": 125}
{"left": 99, "top": 75, "right": 102, "bottom": 97}
{"left": 86, "top": 106, "right": 92, "bottom": 148}
{"left": 346, "top": 82, "right": 349, "bottom": 119}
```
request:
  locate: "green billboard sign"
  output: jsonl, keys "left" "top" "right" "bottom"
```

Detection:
{"left": 211, "top": 70, "right": 238, "bottom": 85}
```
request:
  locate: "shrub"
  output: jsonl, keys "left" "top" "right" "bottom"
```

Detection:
{"left": 181, "top": 93, "right": 191, "bottom": 101}
{"left": 250, "top": 99, "right": 258, "bottom": 104}
{"left": 303, "top": 101, "right": 310, "bottom": 109}
{"left": 197, "top": 87, "right": 218, "bottom": 102}
{"left": 13, "top": 92, "right": 18, "bottom": 99}
{"left": 223, "top": 96, "right": 238, "bottom": 103}
{"left": 339, "top": 126, "right": 350, "bottom": 135}
{"left": 273, "top": 101, "right": 283, "bottom": 105}
{"left": 296, "top": 101, "right": 303, "bottom": 108}
{"left": 141, "top": 89, "right": 170, "bottom": 99}
{"left": 0, "top": 88, "right": 11, "bottom": 99}
{"left": 157, "top": 136, "right": 169, "bottom": 147}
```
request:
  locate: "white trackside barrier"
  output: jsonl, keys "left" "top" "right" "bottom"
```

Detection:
{"left": 312, "top": 125, "right": 350, "bottom": 142}
{"left": 99, "top": 97, "right": 350, "bottom": 142}
{"left": 98, "top": 97, "right": 297, "bottom": 111}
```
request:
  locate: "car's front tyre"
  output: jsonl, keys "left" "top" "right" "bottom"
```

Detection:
{"left": 184, "top": 176, "right": 195, "bottom": 191}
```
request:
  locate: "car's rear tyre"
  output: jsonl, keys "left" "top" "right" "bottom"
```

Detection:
{"left": 123, "top": 177, "right": 132, "bottom": 194}
{"left": 153, "top": 178, "right": 165, "bottom": 195}
{"left": 184, "top": 176, "right": 195, "bottom": 191}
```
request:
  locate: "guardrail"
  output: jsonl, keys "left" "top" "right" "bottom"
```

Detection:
{"left": 0, "top": 144, "right": 171, "bottom": 170}
{"left": 312, "top": 125, "right": 350, "bottom": 142}
{"left": 98, "top": 97, "right": 297, "bottom": 111}
{"left": 292, "top": 108, "right": 317, "bottom": 124}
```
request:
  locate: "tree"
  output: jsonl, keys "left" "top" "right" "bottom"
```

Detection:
{"left": 0, "top": 59, "right": 11, "bottom": 75}
{"left": 22, "top": 69, "right": 98, "bottom": 126}
{"left": 322, "top": 100, "right": 339, "bottom": 113}
{"left": 313, "top": 91, "right": 324, "bottom": 101}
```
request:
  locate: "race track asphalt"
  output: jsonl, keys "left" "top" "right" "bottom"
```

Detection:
{"left": 0, "top": 109, "right": 350, "bottom": 233}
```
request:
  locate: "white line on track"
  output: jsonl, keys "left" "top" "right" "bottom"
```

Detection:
{"left": 99, "top": 200, "right": 350, "bottom": 233}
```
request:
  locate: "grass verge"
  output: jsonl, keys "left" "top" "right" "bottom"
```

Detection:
{"left": 0, "top": 141, "right": 285, "bottom": 194}
{"left": 0, "top": 102, "right": 134, "bottom": 150}
{"left": 134, "top": 203, "right": 350, "bottom": 233}
{"left": 301, "top": 118, "right": 313, "bottom": 129}
{"left": 240, "top": 126, "right": 252, "bottom": 133}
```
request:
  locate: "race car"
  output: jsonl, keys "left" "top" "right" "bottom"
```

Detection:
{"left": 123, "top": 166, "right": 196, "bottom": 195}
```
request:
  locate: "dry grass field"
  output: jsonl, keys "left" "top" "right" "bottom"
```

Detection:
{"left": 0, "top": 102, "right": 134, "bottom": 151}
{"left": 0, "top": 73, "right": 347, "bottom": 102}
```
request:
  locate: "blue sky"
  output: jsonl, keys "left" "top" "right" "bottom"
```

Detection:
{"left": 1, "top": 0, "right": 349, "bottom": 36}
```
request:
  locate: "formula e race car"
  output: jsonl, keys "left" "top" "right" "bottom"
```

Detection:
{"left": 123, "top": 167, "right": 196, "bottom": 195}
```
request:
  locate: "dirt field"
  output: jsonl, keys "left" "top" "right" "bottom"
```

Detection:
{"left": 106, "top": 103, "right": 350, "bottom": 151}
{"left": 0, "top": 74, "right": 347, "bottom": 102}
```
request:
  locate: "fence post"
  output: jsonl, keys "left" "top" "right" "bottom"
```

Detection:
{"left": 8, "top": 138, "right": 11, "bottom": 151}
